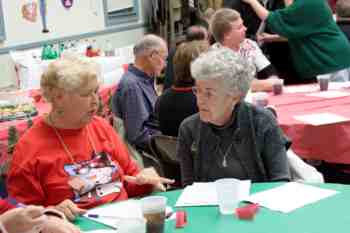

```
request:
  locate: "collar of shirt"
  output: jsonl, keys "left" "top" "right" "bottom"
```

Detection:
{"left": 128, "top": 64, "right": 155, "bottom": 86}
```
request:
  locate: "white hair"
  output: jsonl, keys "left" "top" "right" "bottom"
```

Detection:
{"left": 191, "top": 47, "right": 255, "bottom": 96}
{"left": 133, "top": 34, "right": 166, "bottom": 57}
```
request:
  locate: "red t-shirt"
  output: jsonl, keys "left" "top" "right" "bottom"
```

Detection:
{"left": 0, "top": 199, "right": 14, "bottom": 214}
{"left": 7, "top": 116, "right": 152, "bottom": 209}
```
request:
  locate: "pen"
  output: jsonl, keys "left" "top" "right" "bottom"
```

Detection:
{"left": 88, "top": 214, "right": 121, "bottom": 219}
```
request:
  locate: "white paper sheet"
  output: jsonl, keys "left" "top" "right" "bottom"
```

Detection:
{"left": 175, "top": 180, "right": 251, "bottom": 207}
{"left": 306, "top": 90, "right": 350, "bottom": 98}
{"left": 84, "top": 199, "right": 143, "bottom": 228}
{"left": 245, "top": 182, "right": 338, "bottom": 213}
{"left": 293, "top": 112, "right": 349, "bottom": 126}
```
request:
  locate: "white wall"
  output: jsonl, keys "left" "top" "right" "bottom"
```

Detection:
{"left": 0, "top": 0, "right": 147, "bottom": 88}
{"left": 2, "top": 0, "right": 105, "bottom": 47}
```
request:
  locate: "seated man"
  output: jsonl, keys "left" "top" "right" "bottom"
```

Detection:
{"left": 112, "top": 35, "right": 168, "bottom": 151}
{"left": 210, "top": 8, "right": 279, "bottom": 92}
{"left": 177, "top": 47, "right": 290, "bottom": 187}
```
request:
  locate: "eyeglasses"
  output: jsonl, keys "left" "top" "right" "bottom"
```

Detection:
{"left": 151, "top": 50, "right": 168, "bottom": 63}
{"left": 192, "top": 86, "right": 215, "bottom": 99}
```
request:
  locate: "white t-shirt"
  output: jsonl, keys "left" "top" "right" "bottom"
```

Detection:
{"left": 212, "top": 39, "right": 271, "bottom": 72}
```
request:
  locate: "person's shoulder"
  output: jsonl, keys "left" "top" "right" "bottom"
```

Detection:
{"left": 17, "top": 117, "right": 50, "bottom": 143}
{"left": 242, "top": 39, "right": 260, "bottom": 49}
{"left": 180, "top": 113, "right": 200, "bottom": 130}
{"left": 118, "top": 71, "right": 139, "bottom": 89}
{"left": 246, "top": 102, "right": 278, "bottom": 128}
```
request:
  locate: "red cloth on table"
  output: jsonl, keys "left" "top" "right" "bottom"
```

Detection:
{"left": 269, "top": 86, "right": 350, "bottom": 164}
{"left": 7, "top": 116, "right": 151, "bottom": 209}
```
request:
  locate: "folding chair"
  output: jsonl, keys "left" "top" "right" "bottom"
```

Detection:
{"left": 149, "top": 135, "right": 181, "bottom": 188}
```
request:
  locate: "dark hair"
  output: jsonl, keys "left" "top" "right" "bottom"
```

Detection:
{"left": 173, "top": 40, "right": 210, "bottom": 87}
{"left": 186, "top": 26, "right": 208, "bottom": 42}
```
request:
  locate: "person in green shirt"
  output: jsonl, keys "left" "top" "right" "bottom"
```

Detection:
{"left": 243, "top": 0, "right": 350, "bottom": 81}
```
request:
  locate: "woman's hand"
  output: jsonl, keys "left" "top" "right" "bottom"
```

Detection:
{"left": 41, "top": 215, "right": 81, "bottom": 233}
{"left": 124, "top": 167, "right": 175, "bottom": 192}
{"left": 54, "top": 199, "right": 86, "bottom": 221}
{"left": 0, "top": 205, "right": 47, "bottom": 233}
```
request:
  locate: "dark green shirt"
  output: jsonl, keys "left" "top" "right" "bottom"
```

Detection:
{"left": 267, "top": 0, "right": 350, "bottom": 78}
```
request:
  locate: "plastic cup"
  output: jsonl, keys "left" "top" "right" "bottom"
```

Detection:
{"left": 141, "top": 196, "right": 167, "bottom": 233}
{"left": 317, "top": 76, "right": 329, "bottom": 91}
{"left": 116, "top": 218, "right": 146, "bottom": 233}
{"left": 252, "top": 92, "right": 269, "bottom": 107}
{"left": 215, "top": 178, "right": 240, "bottom": 215}
{"left": 272, "top": 79, "right": 284, "bottom": 95}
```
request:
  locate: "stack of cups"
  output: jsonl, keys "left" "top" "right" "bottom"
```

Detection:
{"left": 141, "top": 196, "right": 167, "bottom": 233}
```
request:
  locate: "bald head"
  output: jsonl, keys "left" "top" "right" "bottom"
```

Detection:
{"left": 186, "top": 26, "right": 208, "bottom": 42}
{"left": 133, "top": 34, "right": 167, "bottom": 58}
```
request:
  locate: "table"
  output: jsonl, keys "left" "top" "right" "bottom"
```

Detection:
{"left": 75, "top": 182, "right": 350, "bottom": 233}
{"left": 268, "top": 83, "right": 350, "bottom": 164}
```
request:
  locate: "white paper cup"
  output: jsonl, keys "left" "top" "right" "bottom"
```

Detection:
{"left": 215, "top": 178, "right": 240, "bottom": 215}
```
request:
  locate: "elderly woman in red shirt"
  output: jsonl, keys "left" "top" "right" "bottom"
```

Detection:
{"left": 7, "top": 56, "right": 173, "bottom": 221}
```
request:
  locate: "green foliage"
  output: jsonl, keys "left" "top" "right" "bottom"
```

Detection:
{"left": 7, "top": 126, "right": 18, "bottom": 154}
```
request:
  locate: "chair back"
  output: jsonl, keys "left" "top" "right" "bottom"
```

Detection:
{"left": 287, "top": 150, "right": 324, "bottom": 183}
{"left": 112, "top": 116, "right": 167, "bottom": 176}
{"left": 149, "top": 135, "right": 181, "bottom": 186}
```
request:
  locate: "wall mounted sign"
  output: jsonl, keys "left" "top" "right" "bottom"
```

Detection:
{"left": 21, "top": 0, "right": 38, "bottom": 23}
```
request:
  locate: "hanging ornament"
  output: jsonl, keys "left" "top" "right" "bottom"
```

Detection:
{"left": 21, "top": 0, "right": 38, "bottom": 23}
{"left": 39, "top": 0, "right": 49, "bottom": 33}
{"left": 61, "top": 0, "right": 74, "bottom": 9}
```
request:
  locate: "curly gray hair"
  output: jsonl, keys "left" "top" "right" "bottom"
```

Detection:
{"left": 190, "top": 47, "right": 255, "bottom": 97}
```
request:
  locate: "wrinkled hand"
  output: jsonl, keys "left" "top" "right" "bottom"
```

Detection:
{"left": 0, "top": 205, "right": 47, "bottom": 233}
{"left": 41, "top": 215, "right": 81, "bottom": 233}
{"left": 55, "top": 199, "right": 86, "bottom": 222}
{"left": 124, "top": 167, "right": 175, "bottom": 192}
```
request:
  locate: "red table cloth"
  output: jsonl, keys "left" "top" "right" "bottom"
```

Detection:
{"left": 269, "top": 84, "right": 350, "bottom": 164}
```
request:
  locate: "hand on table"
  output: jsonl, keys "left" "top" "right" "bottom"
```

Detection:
{"left": 54, "top": 199, "right": 86, "bottom": 222}
{"left": 0, "top": 205, "right": 47, "bottom": 233}
{"left": 41, "top": 215, "right": 81, "bottom": 233}
{"left": 124, "top": 167, "right": 175, "bottom": 192}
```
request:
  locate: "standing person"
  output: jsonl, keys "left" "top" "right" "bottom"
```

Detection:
{"left": 7, "top": 56, "right": 173, "bottom": 221}
{"left": 243, "top": 0, "right": 350, "bottom": 81}
{"left": 112, "top": 35, "right": 168, "bottom": 152}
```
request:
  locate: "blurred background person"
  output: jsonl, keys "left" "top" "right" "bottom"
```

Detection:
{"left": 210, "top": 8, "right": 280, "bottom": 92}
{"left": 244, "top": 0, "right": 350, "bottom": 82}
{"left": 112, "top": 35, "right": 168, "bottom": 152}
{"left": 155, "top": 40, "right": 210, "bottom": 137}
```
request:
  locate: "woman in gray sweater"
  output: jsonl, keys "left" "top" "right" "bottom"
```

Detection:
{"left": 176, "top": 47, "right": 291, "bottom": 187}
